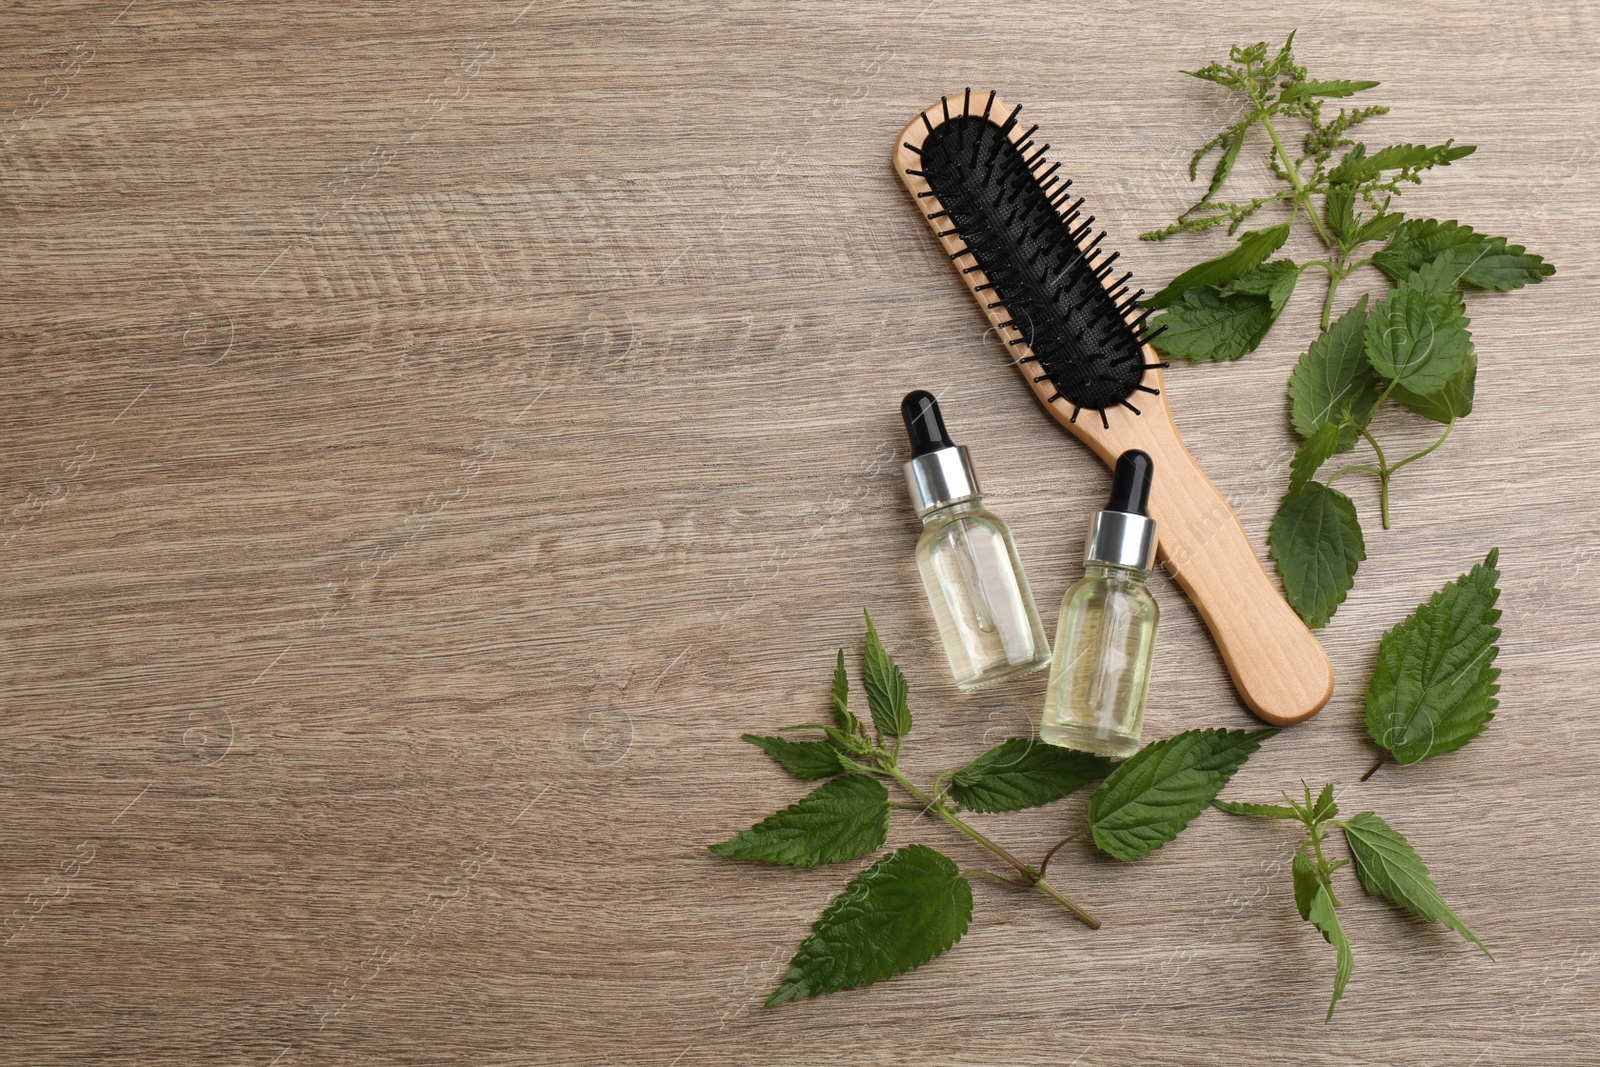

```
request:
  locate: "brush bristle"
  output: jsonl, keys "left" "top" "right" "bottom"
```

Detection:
{"left": 913, "top": 95, "right": 1164, "bottom": 425}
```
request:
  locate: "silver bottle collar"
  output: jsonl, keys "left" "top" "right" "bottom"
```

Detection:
{"left": 904, "top": 445, "right": 979, "bottom": 517}
{"left": 1085, "top": 509, "right": 1158, "bottom": 570}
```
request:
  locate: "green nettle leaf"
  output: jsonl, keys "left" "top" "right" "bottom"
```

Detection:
{"left": 1440, "top": 242, "right": 1556, "bottom": 291}
{"left": 1287, "top": 294, "right": 1378, "bottom": 451}
{"left": 766, "top": 844, "right": 972, "bottom": 1005}
{"left": 1212, "top": 799, "right": 1298, "bottom": 819}
{"left": 1341, "top": 812, "right": 1489, "bottom": 955}
{"left": 1280, "top": 78, "right": 1379, "bottom": 102}
{"left": 1324, "top": 186, "right": 1357, "bottom": 242}
{"left": 1153, "top": 288, "right": 1277, "bottom": 362}
{"left": 1198, "top": 127, "right": 1244, "bottom": 204}
{"left": 1392, "top": 352, "right": 1475, "bottom": 423}
{"left": 1309, "top": 783, "right": 1338, "bottom": 823}
{"left": 709, "top": 774, "right": 889, "bottom": 868}
{"left": 1147, "top": 222, "right": 1291, "bottom": 308}
{"left": 1292, "top": 848, "right": 1353, "bottom": 1021}
{"left": 1403, "top": 254, "right": 1469, "bottom": 298}
{"left": 830, "top": 650, "right": 860, "bottom": 735}
{"left": 1365, "top": 270, "right": 1474, "bottom": 396}
{"left": 861, "top": 612, "right": 912, "bottom": 738}
{"left": 1380, "top": 141, "right": 1477, "bottom": 170}
{"left": 948, "top": 738, "right": 1113, "bottom": 813}
{"left": 742, "top": 734, "right": 847, "bottom": 781}
{"left": 1352, "top": 211, "right": 1406, "bottom": 246}
{"left": 1374, "top": 218, "right": 1554, "bottom": 291}
{"left": 1365, "top": 549, "right": 1501, "bottom": 765}
{"left": 1289, "top": 423, "right": 1344, "bottom": 491}
{"left": 1087, "top": 728, "right": 1277, "bottom": 861}
{"left": 1268, "top": 481, "right": 1366, "bottom": 628}
{"left": 1329, "top": 141, "right": 1474, "bottom": 184}
{"left": 1227, "top": 258, "right": 1300, "bottom": 317}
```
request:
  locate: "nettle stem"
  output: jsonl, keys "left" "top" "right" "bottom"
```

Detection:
{"left": 1359, "top": 428, "right": 1395, "bottom": 528}
{"left": 1351, "top": 418, "right": 1453, "bottom": 530}
{"left": 1388, "top": 420, "right": 1455, "bottom": 478}
{"left": 885, "top": 765, "right": 1100, "bottom": 929}
{"left": 1252, "top": 88, "right": 1337, "bottom": 249}
{"left": 1254, "top": 84, "right": 1361, "bottom": 332}
{"left": 1321, "top": 272, "right": 1340, "bottom": 333}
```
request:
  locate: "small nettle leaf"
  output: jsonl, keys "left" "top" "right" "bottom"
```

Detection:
{"left": 861, "top": 612, "right": 912, "bottom": 738}
{"left": 1147, "top": 222, "right": 1291, "bottom": 308}
{"left": 742, "top": 734, "right": 847, "bottom": 781}
{"left": 830, "top": 649, "right": 860, "bottom": 736}
{"left": 1341, "top": 812, "right": 1489, "bottom": 956}
{"left": 1309, "top": 782, "right": 1338, "bottom": 823}
{"left": 1288, "top": 294, "right": 1378, "bottom": 452}
{"left": 1267, "top": 34, "right": 1295, "bottom": 68}
{"left": 1269, "top": 481, "right": 1366, "bottom": 628}
{"left": 1365, "top": 549, "right": 1501, "bottom": 765}
{"left": 1153, "top": 288, "right": 1277, "bottom": 362}
{"left": 1374, "top": 218, "right": 1554, "bottom": 291}
{"left": 1227, "top": 258, "right": 1300, "bottom": 317}
{"left": 1281, "top": 78, "right": 1379, "bottom": 102}
{"left": 1368, "top": 140, "right": 1476, "bottom": 170}
{"left": 1212, "top": 798, "right": 1299, "bottom": 819}
{"left": 1392, "top": 353, "right": 1475, "bottom": 423}
{"left": 1352, "top": 211, "right": 1406, "bottom": 246}
{"left": 1324, "top": 186, "right": 1357, "bottom": 243}
{"left": 1365, "top": 269, "right": 1475, "bottom": 396}
{"left": 948, "top": 738, "right": 1113, "bottom": 813}
{"left": 1292, "top": 848, "right": 1354, "bottom": 1021}
{"left": 709, "top": 774, "right": 889, "bottom": 868}
{"left": 1203, "top": 126, "right": 1248, "bottom": 203}
{"left": 1087, "top": 728, "right": 1277, "bottom": 861}
{"left": 1289, "top": 423, "right": 1344, "bottom": 491}
{"left": 1196, "top": 126, "right": 1245, "bottom": 203}
{"left": 1329, "top": 140, "right": 1474, "bottom": 184}
{"left": 766, "top": 844, "right": 972, "bottom": 1005}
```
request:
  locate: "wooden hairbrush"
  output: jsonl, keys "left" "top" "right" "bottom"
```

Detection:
{"left": 894, "top": 90, "right": 1332, "bottom": 726}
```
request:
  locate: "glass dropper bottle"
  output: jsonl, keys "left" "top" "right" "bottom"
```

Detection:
{"left": 901, "top": 390, "right": 1050, "bottom": 691}
{"left": 1040, "top": 449, "right": 1161, "bottom": 756}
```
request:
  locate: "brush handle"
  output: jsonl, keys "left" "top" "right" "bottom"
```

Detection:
{"left": 1087, "top": 404, "right": 1334, "bottom": 726}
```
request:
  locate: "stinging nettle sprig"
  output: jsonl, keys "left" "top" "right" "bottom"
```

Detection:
{"left": 1142, "top": 33, "right": 1552, "bottom": 628}
{"left": 709, "top": 611, "right": 1272, "bottom": 1005}
{"left": 713, "top": 553, "right": 1502, "bottom": 1015}
{"left": 1216, "top": 549, "right": 1502, "bottom": 1018}
{"left": 1216, "top": 782, "right": 1490, "bottom": 1020}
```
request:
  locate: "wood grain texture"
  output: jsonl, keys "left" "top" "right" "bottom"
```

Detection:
{"left": 2, "top": 2, "right": 1598, "bottom": 1064}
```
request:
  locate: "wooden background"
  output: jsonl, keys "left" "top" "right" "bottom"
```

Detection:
{"left": 3, "top": 1, "right": 1597, "bottom": 1063}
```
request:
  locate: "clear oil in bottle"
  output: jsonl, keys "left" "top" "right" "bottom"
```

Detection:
{"left": 1041, "top": 450, "right": 1161, "bottom": 757}
{"left": 901, "top": 391, "right": 1049, "bottom": 691}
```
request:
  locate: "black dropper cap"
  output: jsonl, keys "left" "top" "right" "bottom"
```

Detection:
{"left": 1107, "top": 450, "right": 1154, "bottom": 515}
{"left": 901, "top": 390, "right": 981, "bottom": 515}
{"left": 901, "top": 390, "right": 955, "bottom": 456}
